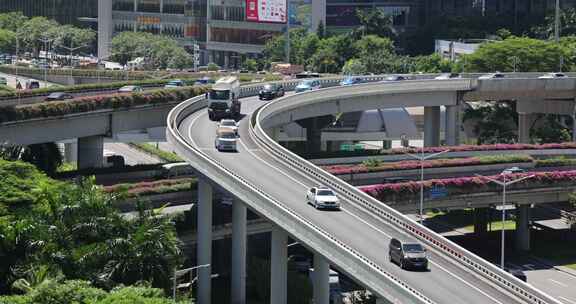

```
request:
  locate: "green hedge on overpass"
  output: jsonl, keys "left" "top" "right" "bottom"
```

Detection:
{"left": 0, "top": 86, "right": 209, "bottom": 123}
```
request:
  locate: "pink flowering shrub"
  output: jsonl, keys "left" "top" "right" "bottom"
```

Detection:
{"left": 383, "top": 143, "right": 576, "bottom": 155}
{"left": 325, "top": 155, "right": 533, "bottom": 175}
{"left": 359, "top": 170, "right": 576, "bottom": 200}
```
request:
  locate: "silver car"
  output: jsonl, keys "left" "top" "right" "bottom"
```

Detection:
{"left": 306, "top": 187, "right": 341, "bottom": 210}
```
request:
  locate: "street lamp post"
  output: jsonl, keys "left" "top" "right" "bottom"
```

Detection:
{"left": 477, "top": 172, "right": 534, "bottom": 269}
{"left": 172, "top": 263, "right": 211, "bottom": 301}
{"left": 555, "top": 0, "right": 561, "bottom": 43}
{"left": 38, "top": 37, "right": 56, "bottom": 86}
{"left": 403, "top": 148, "right": 450, "bottom": 224}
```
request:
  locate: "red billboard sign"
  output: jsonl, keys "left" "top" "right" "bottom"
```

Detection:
{"left": 245, "top": 0, "right": 287, "bottom": 23}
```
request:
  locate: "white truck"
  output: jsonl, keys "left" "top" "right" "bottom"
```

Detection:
{"left": 207, "top": 76, "right": 241, "bottom": 121}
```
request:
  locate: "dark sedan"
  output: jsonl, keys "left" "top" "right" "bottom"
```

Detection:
{"left": 258, "top": 84, "right": 285, "bottom": 100}
{"left": 45, "top": 92, "right": 74, "bottom": 101}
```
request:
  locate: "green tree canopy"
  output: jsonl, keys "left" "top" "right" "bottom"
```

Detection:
{"left": 464, "top": 37, "right": 567, "bottom": 72}
{"left": 0, "top": 160, "right": 182, "bottom": 294}
{"left": 0, "top": 12, "right": 28, "bottom": 32}
{"left": 111, "top": 32, "right": 191, "bottom": 69}
{"left": 355, "top": 8, "right": 396, "bottom": 39}
{"left": 353, "top": 35, "right": 395, "bottom": 73}
{"left": 0, "top": 28, "right": 16, "bottom": 53}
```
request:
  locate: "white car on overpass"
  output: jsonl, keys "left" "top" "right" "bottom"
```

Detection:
{"left": 306, "top": 186, "right": 341, "bottom": 210}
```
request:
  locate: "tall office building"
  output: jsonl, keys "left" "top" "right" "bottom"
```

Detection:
{"left": 0, "top": 0, "right": 97, "bottom": 27}
{"left": 98, "top": 0, "right": 290, "bottom": 67}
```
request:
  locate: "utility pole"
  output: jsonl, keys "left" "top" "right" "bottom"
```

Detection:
{"left": 285, "top": 1, "right": 290, "bottom": 64}
{"left": 555, "top": 0, "right": 560, "bottom": 43}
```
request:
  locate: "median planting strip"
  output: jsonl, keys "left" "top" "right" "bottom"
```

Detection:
{"left": 323, "top": 154, "right": 534, "bottom": 175}
{"left": 103, "top": 178, "right": 195, "bottom": 198}
{"left": 359, "top": 170, "right": 576, "bottom": 200}
{"left": 0, "top": 86, "right": 209, "bottom": 123}
{"left": 129, "top": 143, "right": 184, "bottom": 163}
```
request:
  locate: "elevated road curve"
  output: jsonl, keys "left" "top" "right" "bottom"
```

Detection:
{"left": 168, "top": 79, "right": 563, "bottom": 304}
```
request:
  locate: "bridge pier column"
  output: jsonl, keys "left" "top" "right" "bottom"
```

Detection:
{"left": 518, "top": 113, "right": 536, "bottom": 144}
{"left": 515, "top": 204, "right": 531, "bottom": 251}
{"left": 382, "top": 140, "right": 392, "bottom": 150}
{"left": 64, "top": 142, "right": 77, "bottom": 163}
{"left": 313, "top": 254, "right": 330, "bottom": 304}
{"left": 197, "top": 179, "right": 213, "bottom": 304}
{"left": 77, "top": 136, "right": 103, "bottom": 169}
{"left": 424, "top": 106, "right": 440, "bottom": 147}
{"left": 474, "top": 208, "right": 489, "bottom": 237}
{"left": 270, "top": 226, "right": 287, "bottom": 304}
{"left": 445, "top": 105, "right": 461, "bottom": 146}
{"left": 231, "top": 200, "right": 246, "bottom": 304}
{"left": 296, "top": 116, "right": 333, "bottom": 153}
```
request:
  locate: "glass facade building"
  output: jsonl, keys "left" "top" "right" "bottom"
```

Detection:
{"left": 0, "top": 0, "right": 97, "bottom": 26}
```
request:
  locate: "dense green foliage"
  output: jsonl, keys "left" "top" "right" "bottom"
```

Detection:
{"left": 0, "top": 86, "right": 209, "bottom": 123}
{"left": 0, "top": 12, "right": 95, "bottom": 57}
{"left": 110, "top": 32, "right": 191, "bottom": 70}
{"left": 130, "top": 143, "right": 184, "bottom": 163}
{"left": 0, "top": 160, "right": 182, "bottom": 295}
{"left": 0, "top": 281, "right": 182, "bottom": 304}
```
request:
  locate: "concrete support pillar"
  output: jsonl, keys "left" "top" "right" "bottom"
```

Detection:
{"left": 306, "top": 125, "right": 322, "bottom": 153}
{"left": 518, "top": 113, "right": 535, "bottom": 144}
{"left": 197, "top": 179, "right": 213, "bottom": 304}
{"left": 231, "top": 200, "right": 246, "bottom": 304}
{"left": 313, "top": 254, "right": 330, "bottom": 304}
{"left": 296, "top": 116, "right": 333, "bottom": 154}
{"left": 77, "top": 136, "right": 103, "bottom": 169}
{"left": 424, "top": 106, "right": 441, "bottom": 147}
{"left": 445, "top": 105, "right": 461, "bottom": 146}
{"left": 515, "top": 205, "right": 531, "bottom": 251}
{"left": 474, "top": 208, "right": 489, "bottom": 237}
{"left": 97, "top": 0, "right": 113, "bottom": 59}
{"left": 382, "top": 140, "right": 392, "bottom": 150}
{"left": 270, "top": 226, "right": 287, "bottom": 304}
{"left": 64, "top": 142, "right": 77, "bottom": 163}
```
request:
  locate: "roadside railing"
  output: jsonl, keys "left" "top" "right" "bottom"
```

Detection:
{"left": 166, "top": 87, "right": 436, "bottom": 304}
{"left": 249, "top": 79, "right": 562, "bottom": 304}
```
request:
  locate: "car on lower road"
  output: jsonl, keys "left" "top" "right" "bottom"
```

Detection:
{"left": 538, "top": 72, "right": 566, "bottom": 79}
{"left": 45, "top": 92, "right": 74, "bottom": 101}
{"left": 258, "top": 83, "right": 285, "bottom": 100}
{"left": 0, "top": 77, "right": 7, "bottom": 85}
{"left": 118, "top": 85, "right": 143, "bottom": 93}
{"left": 340, "top": 76, "right": 363, "bottom": 86}
{"left": 503, "top": 166, "right": 525, "bottom": 174}
{"left": 435, "top": 73, "right": 461, "bottom": 80}
{"left": 306, "top": 186, "right": 341, "bottom": 210}
{"left": 164, "top": 79, "right": 185, "bottom": 88}
{"left": 380, "top": 75, "right": 406, "bottom": 82}
{"left": 389, "top": 238, "right": 429, "bottom": 270}
{"left": 478, "top": 72, "right": 505, "bottom": 80}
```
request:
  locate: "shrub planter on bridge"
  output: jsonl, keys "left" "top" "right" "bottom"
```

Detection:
{"left": 324, "top": 155, "right": 534, "bottom": 175}
{"left": 360, "top": 170, "right": 576, "bottom": 202}
{"left": 0, "top": 86, "right": 209, "bottom": 123}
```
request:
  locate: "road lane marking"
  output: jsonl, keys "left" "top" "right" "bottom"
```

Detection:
{"left": 523, "top": 264, "right": 535, "bottom": 270}
{"left": 343, "top": 208, "right": 506, "bottom": 304}
{"left": 549, "top": 279, "right": 568, "bottom": 287}
{"left": 559, "top": 296, "right": 576, "bottom": 304}
{"left": 186, "top": 98, "right": 503, "bottom": 304}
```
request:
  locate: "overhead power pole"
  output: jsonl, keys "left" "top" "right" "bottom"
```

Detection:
{"left": 555, "top": 0, "right": 560, "bottom": 43}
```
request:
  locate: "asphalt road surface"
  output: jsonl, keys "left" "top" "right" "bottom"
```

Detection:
{"left": 177, "top": 92, "right": 528, "bottom": 304}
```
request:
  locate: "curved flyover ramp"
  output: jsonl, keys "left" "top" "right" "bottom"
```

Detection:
{"left": 168, "top": 78, "right": 561, "bottom": 304}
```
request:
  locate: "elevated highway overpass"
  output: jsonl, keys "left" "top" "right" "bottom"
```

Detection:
{"left": 2, "top": 74, "right": 575, "bottom": 303}
{"left": 167, "top": 78, "right": 567, "bottom": 304}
